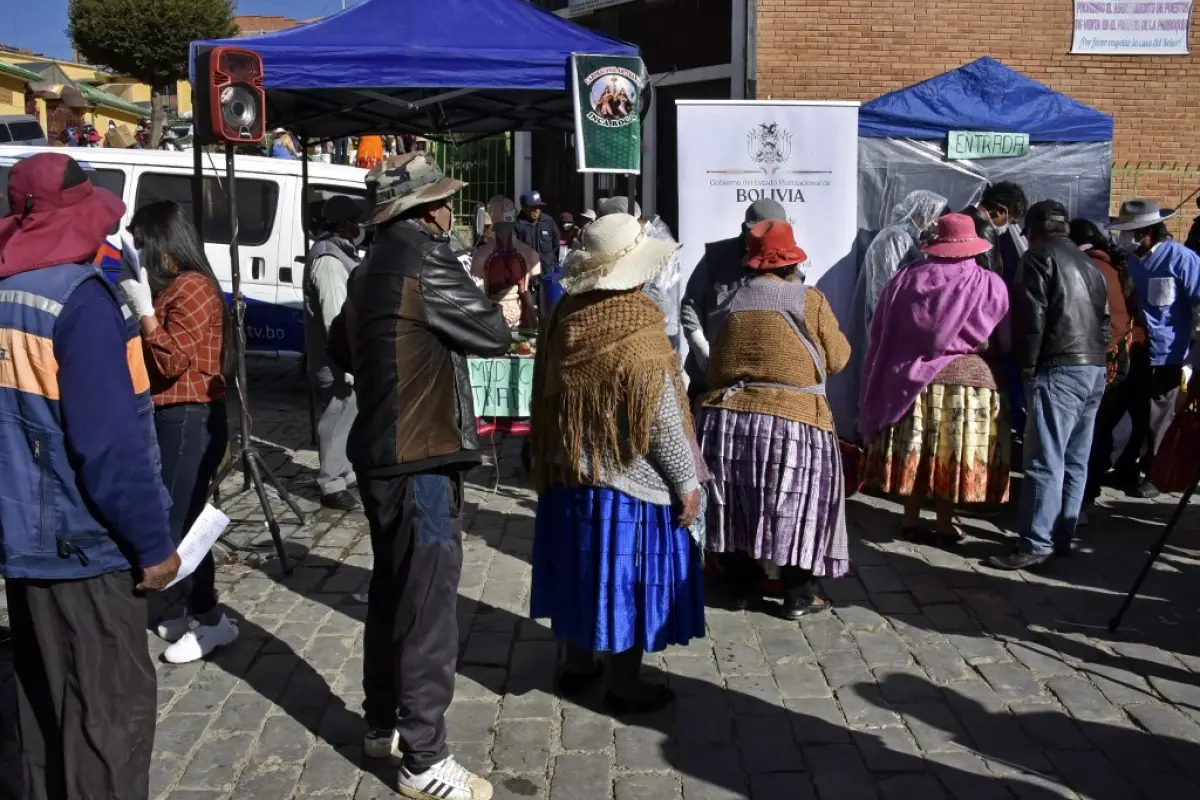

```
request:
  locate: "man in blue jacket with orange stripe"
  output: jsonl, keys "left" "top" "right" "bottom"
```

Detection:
{"left": 0, "top": 153, "right": 180, "bottom": 799}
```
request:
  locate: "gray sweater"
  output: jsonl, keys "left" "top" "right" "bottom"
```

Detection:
{"left": 575, "top": 376, "right": 699, "bottom": 507}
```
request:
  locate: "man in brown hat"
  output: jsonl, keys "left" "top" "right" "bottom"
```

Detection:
{"left": 329, "top": 152, "right": 509, "bottom": 800}
{"left": 0, "top": 152, "right": 180, "bottom": 798}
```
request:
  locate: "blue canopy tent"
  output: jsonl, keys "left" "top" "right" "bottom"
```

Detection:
{"left": 856, "top": 57, "right": 1114, "bottom": 231}
{"left": 190, "top": 0, "right": 640, "bottom": 138}
{"left": 839, "top": 59, "right": 1115, "bottom": 438}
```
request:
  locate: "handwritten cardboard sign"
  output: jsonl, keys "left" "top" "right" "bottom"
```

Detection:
{"left": 468, "top": 356, "right": 534, "bottom": 418}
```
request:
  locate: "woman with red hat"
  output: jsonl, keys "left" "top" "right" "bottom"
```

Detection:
{"left": 858, "top": 213, "right": 1012, "bottom": 545}
{"left": 696, "top": 219, "right": 852, "bottom": 619}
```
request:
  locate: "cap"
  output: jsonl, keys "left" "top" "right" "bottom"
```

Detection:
{"left": 1022, "top": 199, "right": 1069, "bottom": 237}
{"left": 520, "top": 191, "right": 547, "bottom": 208}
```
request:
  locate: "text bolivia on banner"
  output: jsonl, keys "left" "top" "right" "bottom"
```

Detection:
{"left": 676, "top": 100, "right": 861, "bottom": 434}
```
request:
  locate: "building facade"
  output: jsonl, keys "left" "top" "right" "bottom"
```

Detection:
{"left": 543, "top": 0, "right": 1199, "bottom": 226}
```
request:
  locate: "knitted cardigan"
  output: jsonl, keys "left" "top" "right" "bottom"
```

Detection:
{"left": 701, "top": 276, "right": 850, "bottom": 432}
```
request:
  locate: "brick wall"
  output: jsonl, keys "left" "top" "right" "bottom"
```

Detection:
{"left": 756, "top": 2, "right": 1200, "bottom": 209}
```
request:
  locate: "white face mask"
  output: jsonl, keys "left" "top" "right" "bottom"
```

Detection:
{"left": 1117, "top": 230, "right": 1139, "bottom": 254}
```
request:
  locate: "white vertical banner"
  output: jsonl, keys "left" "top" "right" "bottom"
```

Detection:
{"left": 677, "top": 100, "right": 860, "bottom": 433}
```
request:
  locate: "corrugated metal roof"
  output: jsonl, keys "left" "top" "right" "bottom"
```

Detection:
{"left": 0, "top": 61, "right": 44, "bottom": 83}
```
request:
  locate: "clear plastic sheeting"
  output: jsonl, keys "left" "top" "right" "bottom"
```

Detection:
{"left": 858, "top": 138, "right": 1114, "bottom": 232}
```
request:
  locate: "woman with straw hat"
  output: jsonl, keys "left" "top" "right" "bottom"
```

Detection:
{"left": 859, "top": 212, "right": 1011, "bottom": 545}
{"left": 697, "top": 219, "right": 851, "bottom": 619}
{"left": 530, "top": 213, "right": 705, "bottom": 716}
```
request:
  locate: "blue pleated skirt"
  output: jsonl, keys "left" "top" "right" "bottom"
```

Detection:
{"left": 531, "top": 485, "right": 706, "bottom": 654}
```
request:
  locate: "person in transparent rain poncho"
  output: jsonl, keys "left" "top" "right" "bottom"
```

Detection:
{"left": 852, "top": 190, "right": 948, "bottom": 357}
{"left": 595, "top": 196, "right": 685, "bottom": 353}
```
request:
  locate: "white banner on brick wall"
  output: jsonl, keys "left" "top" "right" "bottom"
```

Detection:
{"left": 1072, "top": 1, "right": 1193, "bottom": 55}
{"left": 676, "top": 100, "right": 860, "bottom": 433}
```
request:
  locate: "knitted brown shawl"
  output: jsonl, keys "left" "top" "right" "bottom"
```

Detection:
{"left": 531, "top": 290, "right": 693, "bottom": 491}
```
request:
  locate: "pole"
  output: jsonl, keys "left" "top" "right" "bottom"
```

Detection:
{"left": 192, "top": 140, "right": 204, "bottom": 240}
{"left": 300, "top": 135, "right": 318, "bottom": 447}
{"left": 212, "top": 142, "right": 304, "bottom": 573}
{"left": 1109, "top": 462, "right": 1200, "bottom": 632}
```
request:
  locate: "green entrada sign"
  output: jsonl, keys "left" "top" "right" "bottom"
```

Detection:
{"left": 946, "top": 131, "right": 1030, "bottom": 161}
{"left": 468, "top": 356, "right": 534, "bottom": 418}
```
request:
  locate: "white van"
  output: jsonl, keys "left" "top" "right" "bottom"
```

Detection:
{"left": 0, "top": 145, "right": 368, "bottom": 354}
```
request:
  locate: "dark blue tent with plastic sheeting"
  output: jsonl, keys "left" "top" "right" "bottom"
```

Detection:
{"left": 858, "top": 57, "right": 1113, "bottom": 143}
{"left": 190, "top": 0, "right": 640, "bottom": 138}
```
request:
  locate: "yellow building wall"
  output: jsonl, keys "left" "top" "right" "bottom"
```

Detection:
{"left": 0, "top": 73, "right": 25, "bottom": 116}
{"left": 98, "top": 78, "right": 190, "bottom": 116}
{"left": 0, "top": 53, "right": 110, "bottom": 84}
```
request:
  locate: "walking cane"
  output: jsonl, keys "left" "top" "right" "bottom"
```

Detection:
{"left": 1109, "top": 459, "right": 1200, "bottom": 632}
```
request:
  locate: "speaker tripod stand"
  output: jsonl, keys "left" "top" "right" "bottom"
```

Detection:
{"left": 209, "top": 142, "right": 304, "bottom": 573}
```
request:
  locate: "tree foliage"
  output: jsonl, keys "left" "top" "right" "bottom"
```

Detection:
{"left": 68, "top": 0, "right": 239, "bottom": 86}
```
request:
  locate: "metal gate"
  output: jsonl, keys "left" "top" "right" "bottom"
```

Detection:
{"left": 45, "top": 101, "right": 84, "bottom": 143}
{"left": 429, "top": 133, "right": 514, "bottom": 239}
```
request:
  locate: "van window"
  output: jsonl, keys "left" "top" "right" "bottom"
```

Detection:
{"left": 0, "top": 166, "right": 126, "bottom": 235}
{"left": 0, "top": 126, "right": 11, "bottom": 144}
{"left": 305, "top": 184, "right": 369, "bottom": 235}
{"left": 9, "top": 122, "right": 44, "bottom": 142}
{"left": 135, "top": 172, "right": 279, "bottom": 246}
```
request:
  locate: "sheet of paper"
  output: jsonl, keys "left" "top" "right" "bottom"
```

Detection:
{"left": 166, "top": 504, "right": 229, "bottom": 589}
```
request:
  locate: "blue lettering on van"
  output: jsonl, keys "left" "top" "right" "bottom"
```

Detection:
{"left": 100, "top": 270, "right": 305, "bottom": 354}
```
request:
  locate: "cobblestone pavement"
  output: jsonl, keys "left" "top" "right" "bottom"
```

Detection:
{"left": 4, "top": 358, "right": 1200, "bottom": 799}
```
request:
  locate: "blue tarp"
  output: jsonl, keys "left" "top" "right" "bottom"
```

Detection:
{"left": 191, "top": 0, "right": 636, "bottom": 92}
{"left": 858, "top": 57, "right": 1113, "bottom": 143}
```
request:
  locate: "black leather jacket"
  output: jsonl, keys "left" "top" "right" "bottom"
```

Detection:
{"left": 1012, "top": 235, "right": 1111, "bottom": 377}
{"left": 329, "top": 219, "right": 510, "bottom": 477}
{"left": 962, "top": 205, "right": 1002, "bottom": 275}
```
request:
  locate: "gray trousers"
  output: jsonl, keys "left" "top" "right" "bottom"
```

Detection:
{"left": 316, "top": 378, "right": 357, "bottom": 495}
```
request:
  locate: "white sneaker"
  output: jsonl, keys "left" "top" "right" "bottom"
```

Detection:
{"left": 364, "top": 728, "right": 402, "bottom": 760}
{"left": 163, "top": 615, "right": 239, "bottom": 664}
{"left": 155, "top": 615, "right": 196, "bottom": 643}
{"left": 398, "top": 755, "right": 492, "bottom": 800}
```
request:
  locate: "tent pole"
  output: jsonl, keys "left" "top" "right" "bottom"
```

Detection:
{"left": 192, "top": 139, "right": 204, "bottom": 239}
{"left": 301, "top": 135, "right": 318, "bottom": 448}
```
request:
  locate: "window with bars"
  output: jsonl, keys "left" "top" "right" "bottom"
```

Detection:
{"left": 429, "top": 133, "right": 515, "bottom": 239}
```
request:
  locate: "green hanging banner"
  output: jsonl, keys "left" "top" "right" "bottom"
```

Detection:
{"left": 571, "top": 53, "right": 645, "bottom": 174}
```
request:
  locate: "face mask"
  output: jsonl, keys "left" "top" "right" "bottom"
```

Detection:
{"left": 1117, "top": 230, "right": 1139, "bottom": 254}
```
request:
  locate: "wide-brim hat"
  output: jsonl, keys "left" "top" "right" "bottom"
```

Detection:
{"left": 744, "top": 219, "right": 807, "bottom": 270}
{"left": 366, "top": 152, "right": 465, "bottom": 226}
{"left": 561, "top": 213, "right": 679, "bottom": 295}
{"left": 922, "top": 212, "right": 992, "bottom": 259}
{"left": 1108, "top": 198, "right": 1176, "bottom": 231}
{"left": 0, "top": 153, "right": 126, "bottom": 276}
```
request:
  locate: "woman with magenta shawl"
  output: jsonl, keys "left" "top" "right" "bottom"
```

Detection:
{"left": 859, "top": 213, "right": 1011, "bottom": 545}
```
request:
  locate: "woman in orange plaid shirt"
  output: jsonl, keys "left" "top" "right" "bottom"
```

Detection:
{"left": 119, "top": 201, "right": 239, "bottom": 664}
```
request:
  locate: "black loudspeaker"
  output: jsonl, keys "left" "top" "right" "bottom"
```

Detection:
{"left": 193, "top": 46, "right": 265, "bottom": 145}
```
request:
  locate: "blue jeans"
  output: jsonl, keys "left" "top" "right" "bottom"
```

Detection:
{"left": 156, "top": 402, "right": 229, "bottom": 621}
{"left": 1017, "top": 366, "right": 1106, "bottom": 555}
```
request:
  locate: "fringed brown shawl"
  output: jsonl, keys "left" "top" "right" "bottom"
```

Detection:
{"left": 531, "top": 290, "right": 693, "bottom": 492}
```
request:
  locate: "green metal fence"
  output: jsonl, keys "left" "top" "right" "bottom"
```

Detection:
{"left": 1112, "top": 164, "right": 1200, "bottom": 239}
{"left": 429, "top": 134, "right": 514, "bottom": 237}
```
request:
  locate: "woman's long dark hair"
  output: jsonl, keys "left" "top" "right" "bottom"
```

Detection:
{"left": 1069, "top": 218, "right": 1125, "bottom": 271}
{"left": 1070, "top": 217, "right": 1141, "bottom": 320}
{"left": 130, "top": 201, "right": 235, "bottom": 378}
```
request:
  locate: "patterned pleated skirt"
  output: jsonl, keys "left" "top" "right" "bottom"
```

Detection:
{"left": 865, "top": 381, "right": 1011, "bottom": 504}
{"left": 698, "top": 408, "right": 850, "bottom": 578}
{"left": 530, "top": 485, "right": 706, "bottom": 654}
